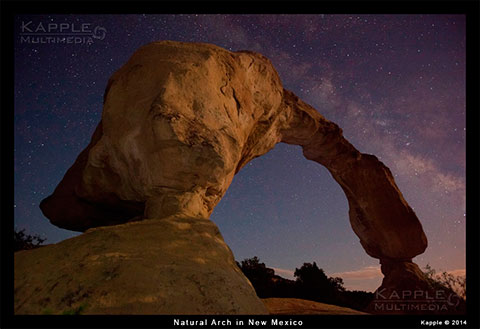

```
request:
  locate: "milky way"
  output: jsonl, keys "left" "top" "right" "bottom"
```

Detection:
{"left": 14, "top": 14, "right": 465, "bottom": 291}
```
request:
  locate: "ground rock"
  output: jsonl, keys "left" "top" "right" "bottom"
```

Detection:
{"left": 262, "top": 298, "right": 368, "bottom": 315}
{"left": 14, "top": 216, "right": 267, "bottom": 314}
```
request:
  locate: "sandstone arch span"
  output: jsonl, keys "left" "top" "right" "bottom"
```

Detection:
{"left": 40, "top": 41, "right": 427, "bottom": 262}
{"left": 19, "top": 41, "right": 431, "bottom": 314}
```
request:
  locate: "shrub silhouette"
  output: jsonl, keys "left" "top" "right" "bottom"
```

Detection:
{"left": 422, "top": 264, "right": 466, "bottom": 314}
{"left": 423, "top": 264, "right": 466, "bottom": 300}
{"left": 14, "top": 228, "right": 46, "bottom": 252}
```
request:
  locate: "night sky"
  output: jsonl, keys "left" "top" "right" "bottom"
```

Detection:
{"left": 14, "top": 14, "right": 465, "bottom": 292}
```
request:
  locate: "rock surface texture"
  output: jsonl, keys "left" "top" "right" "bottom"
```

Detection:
{"left": 15, "top": 216, "right": 267, "bottom": 314}
{"left": 40, "top": 42, "right": 287, "bottom": 231}
{"left": 262, "top": 298, "right": 368, "bottom": 315}
{"left": 17, "top": 41, "right": 431, "bottom": 314}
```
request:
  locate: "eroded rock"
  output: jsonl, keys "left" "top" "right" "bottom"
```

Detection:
{"left": 41, "top": 41, "right": 287, "bottom": 231}
{"left": 279, "top": 90, "right": 427, "bottom": 260}
{"left": 366, "top": 259, "right": 466, "bottom": 314}
{"left": 14, "top": 216, "right": 268, "bottom": 314}
{"left": 31, "top": 41, "right": 432, "bottom": 314}
{"left": 263, "top": 298, "right": 368, "bottom": 315}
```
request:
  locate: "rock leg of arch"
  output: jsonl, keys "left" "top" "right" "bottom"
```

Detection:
{"left": 279, "top": 90, "right": 444, "bottom": 313}
{"left": 280, "top": 89, "right": 428, "bottom": 261}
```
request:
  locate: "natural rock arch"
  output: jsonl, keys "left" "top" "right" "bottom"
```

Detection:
{"left": 40, "top": 40, "right": 427, "bottom": 261}
{"left": 17, "top": 41, "right": 431, "bottom": 314}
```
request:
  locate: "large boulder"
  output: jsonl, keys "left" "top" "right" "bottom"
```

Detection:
{"left": 14, "top": 216, "right": 267, "bottom": 314}
{"left": 40, "top": 41, "right": 287, "bottom": 232}
{"left": 21, "top": 40, "right": 431, "bottom": 314}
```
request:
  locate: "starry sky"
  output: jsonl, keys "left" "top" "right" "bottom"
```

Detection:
{"left": 14, "top": 14, "right": 466, "bottom": 292}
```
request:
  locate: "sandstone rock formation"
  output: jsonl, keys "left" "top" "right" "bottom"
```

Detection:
{"left": 262, "top": 298, "right": 368, "bottom": 315}
{"left": 365, "top": 259, "right": 466, "bottom": 314}
{"left": 40, "top": 42, "right": 287, "bottom": 231}
{"left": 40, "top": 40, "right": 427, "bottom": 258}
{"left": 15, "top": 216, "right": 267, "bottom": 314}
{"left": 17, "top": 40, "right": 431, "bottom": 314}
{"left": 279, "top": 91, "right": 427, "bottom": 260}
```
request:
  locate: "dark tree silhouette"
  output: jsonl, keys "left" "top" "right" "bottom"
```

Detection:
{"left": 14, "top": 228, "right": 46, "bottom": 252}
{"left": 294, "top": 262, "right": 326, "bottom": 283}
{"left": 238, "top": 257, "right": 374, "bottom": 312}
{"left": 335, "top": 290, "right": 375, "bottom": 311}
{"left": 238, "top": 256, "right": 276, "bottom": 297}
{"left": 294, "top": 262, "right": 342, "bottom": 303}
